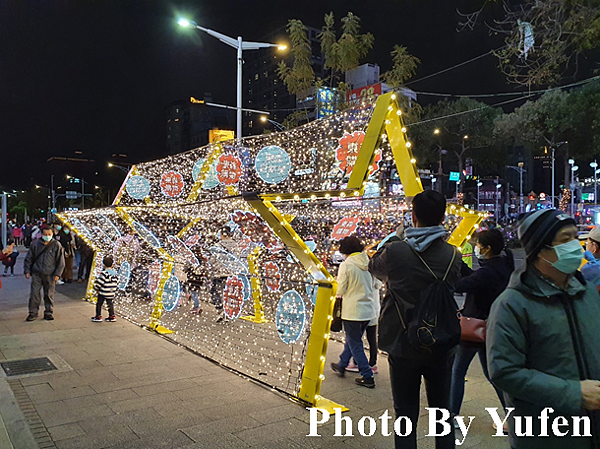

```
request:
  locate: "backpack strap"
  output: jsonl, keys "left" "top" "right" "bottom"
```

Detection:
{"left": 406, "top": 242, "right": 456, "bottom": 282}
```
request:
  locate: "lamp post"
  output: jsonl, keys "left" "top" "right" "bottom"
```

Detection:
{"left": 431, "top": 176, "right": 437, "bottom": 191}
{"left": 108, "top": 162, "right": 131, "bottom": 174}
{"left": 550, "top": 141, "right": 568, "bottom": 208}
{"left": 178, "top": 18, "right": 286, "bottom": 140}
{"left": 590, "top": 161, "right": 598, "bottom": 207}
{"left": 66, "top": 175, "right": 86, "bottom": 209}
{"left": 495, "top": 179, "right": 502, "bottom": 221}
{"left": 506, "top": 163, "right": 527, "bottom": 213}
{"left": 569, "top": 159, "right": 578, "bottom": 216}
{"left": 477, "top": 181, "right": 483, "bottom": 211}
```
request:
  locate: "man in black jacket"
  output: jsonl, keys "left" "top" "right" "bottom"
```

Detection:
{"left": 370, "top": 190, "right": 462, "bottom": 449}
{"left": 23, "top": 225, "right": 65, "bottom": 321}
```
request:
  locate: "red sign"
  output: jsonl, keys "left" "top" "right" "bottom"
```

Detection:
{"left": 347, "top": 82, "right": 383, "bottom": 102}
{"left": 331, "top": 217, "right": 360, "bottom": 241}
{"left": 160, "top": 171, "right": 185, "bottom": 197}
{"left": 216, "top": 154, "right": 243, "bottom": 185}
{"left": 223, "top": 275, "right": 245, "bottom": 319}
{"left": 264, "top": 261, "right": 281, "bottom": 292}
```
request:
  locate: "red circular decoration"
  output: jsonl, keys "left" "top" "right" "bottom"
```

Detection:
{"left": 216, "top": 154, "right": 243, "bottom": 185}
{"left": 160, "top": 171, "right": 185, "bottom": 197}
{"left": 223, "top": 275, "right": 245, "bottom": 319}
{"left": 331, "top": 217, "right": 360, "bottom": 241}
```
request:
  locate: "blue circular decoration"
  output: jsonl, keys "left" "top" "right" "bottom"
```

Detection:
{"left": 192, "top": 158, "right": 220, "bottom": 189}
{"left": 126, "top": 176, "right": 151, "bottom": 199}
{"left": 117, "top": 261, "right": 131, "bottom": 291}
{"left": 255, "top": 146, "right": 291, "bottom": 184}
{"left": 132, "top": 221, "right": 161, "bottom": 249}
{"left": 162, "top": 275, "right": 181, "bottom": 312}
{"left": 275, "top": 290, "right": 306, "bottom": 344}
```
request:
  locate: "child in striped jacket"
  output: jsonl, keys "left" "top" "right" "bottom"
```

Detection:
{"left": 92, "top": 256, "right": 119, "bottom": 322}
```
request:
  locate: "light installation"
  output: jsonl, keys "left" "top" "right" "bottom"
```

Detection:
{"left": 58, "top": 93, "right": 484, "bottom": 412}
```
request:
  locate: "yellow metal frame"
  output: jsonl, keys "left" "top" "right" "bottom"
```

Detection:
{"left": 240, "top": 247, "right": 269, "bottom": 324}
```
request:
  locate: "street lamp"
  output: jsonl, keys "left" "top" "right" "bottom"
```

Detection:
{"left": 108, "top": 162, "right": 131, "bottom": 174}
{"left": 569, "top": 159, "right": 578, "bottom": 216}
{"left": 477, "top": 181, "right": 483, "bottom": 211}
{"left": 178, "top": 18, "right": 286, "bottom": 140}
{"left": 495, "top": 180, "right": 502, "bottom": 221}
{"left": 260, "top": 116, "right": 287, "bottom": 132}
{"left": 550, "top": 141, "right": 568, "bottom": 207}
{"left": 506, "top": 162, "right": 527, "bottom": 214}
{"left": 590, "top": 161, "right": 599, "bottom": 208}
{"left": 431, "top": 176, "right": 437, "bottom": 191}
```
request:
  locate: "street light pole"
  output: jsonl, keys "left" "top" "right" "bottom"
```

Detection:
{"left": 477, "top": 181, "right": 483, "bottom": 211}
{"left": 591, "top": 161, "right": 598, "bottom": 208}
{"left": 506, "top": 163, "right": 527, "bottom": 214}
{"left": 569, "top": 159, "right": 578, "bottom": 216}
{"left": 178, "top": 19, "right": 286, "bottom": 140}
{"left": 82, "top": 177, "right": 85, "bottom": 209}
{"left": 495, "top": 178, "right": 501, "bottom": 221}
{"left": 51, "top": 174, "right": 56, "bottom": 215}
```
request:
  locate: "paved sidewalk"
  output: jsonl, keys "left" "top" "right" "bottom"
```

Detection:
{"left": 0, "top": 250, "right": 510, "bottom": 448}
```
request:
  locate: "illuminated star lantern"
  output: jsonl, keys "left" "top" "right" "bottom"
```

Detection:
{"left": 255, "top": 145, "right": 291, "bottom": 184}
{"left": 126, "top": 175, "right": 151, "bottom": 199}
{"left": 223, "top": 275, "right": 246, "bottom": 319}
{"left": 276, "top": 290, "right": 306, "bottom": 344}
{"left": 216, "top": 154, "right": 243, "bottom": 185}
{"left": 160, "top": 170, "right": 185, "bottom": 198}
{"left": 331, "top": 217, "right": 360, "bottom": 241}
{"left": 264, "top": 261, "right": 281, "bottom": 292}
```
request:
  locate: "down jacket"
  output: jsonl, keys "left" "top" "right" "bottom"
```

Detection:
{"left": 337, "top": 252, "right": 381, "bottom": 322}
{"left": 24, "top": 239, "right": 65, "bottom": 277}
{"left": 487, "top": 266, "right": 600, "bottom": 449}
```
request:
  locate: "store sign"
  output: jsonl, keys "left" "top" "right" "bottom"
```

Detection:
{"left": 346, "top": 82, "right": 382, "bottom": 102}
{"left": 449, "top": 171, "right": 460, "bottom": 182}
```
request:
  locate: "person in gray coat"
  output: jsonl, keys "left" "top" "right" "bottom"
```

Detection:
{"left": 487, "top": 209, "right": 600, "bottom": 449}
{"left": 23, "top": 225, "right": 65, "bottom": 321}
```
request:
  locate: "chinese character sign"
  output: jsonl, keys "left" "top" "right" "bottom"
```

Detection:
{"left": 216, "top": 154, "right": 243, "bottom": 185}
{"left": 331, "top": 217, "right": 360, "bottom": 241}
{"left": 160, "top": 171, "right": 185, "bottom": 198}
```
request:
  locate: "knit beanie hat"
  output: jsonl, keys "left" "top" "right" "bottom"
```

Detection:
{"left": 518, "top": 209, "right": 576, "bottom": 259}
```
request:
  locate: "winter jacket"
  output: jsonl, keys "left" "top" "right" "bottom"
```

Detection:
{"left": 95, "top": 268, "right": 118, "bottom": 298}
{"left": 487, "top": 265, "right": 600, "bottom": 449}
{"left": 456, "top": 253, "right": 513, "bottom": 320}
{"left": 369, "top": 236, "right": 462, "bottom": 361}
{"left": 24, "top": 239, "right": 65, "bottom": 277}
{"left": 337, "top": 252, "right": 381, "bottom": 322}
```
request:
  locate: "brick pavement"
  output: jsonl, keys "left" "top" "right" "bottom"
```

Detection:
{"left": 0, "top": 247, "right": 511, "bottom": 448}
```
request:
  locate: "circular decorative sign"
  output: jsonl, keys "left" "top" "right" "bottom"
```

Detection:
{"left": 223, "top": 275, "right": 246, "bottom": 319}
{"left": 117, "top": 261, "right": 131, "bottom": 291}
{"left": 132, "top": 221, "right": 161, "bottom": 249}
{"left": 276, "top": 290, "right": 306, "bottom": 344}
{"left": 126, "top": 175, "right": 151, "bottom": 200}
{"left": 192, "top": 158, "right": 220, "bottom": 189}
{"left": 255, "top": 145, "right": 291, "bottom": 184}
{"left": 162, "top": 274, "right": 181, "bottom": 312}
{"left": 160, "top": 170, "right": 185, "bottom": 198}
{"left": 216, "top": 154, "right": 243, "bottom": 185}
{"left": 264, "top": 261, "right": 281, "bottom": 292}
{"left": 330, "top": 217, "right": 360, "bottom": 241}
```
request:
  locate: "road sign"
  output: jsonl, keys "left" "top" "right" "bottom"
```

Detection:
{"left": 449, "top": 171, "right": 460, "bottom": 182}
{"left": 65, "top": 191, "right": 78, "bottom": 199}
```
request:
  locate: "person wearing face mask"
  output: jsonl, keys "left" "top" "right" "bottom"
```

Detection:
{"left": 57, "top": 225, "right": 75, "bottom": 284}
{"left": 450, "top": 229, "right": 514, "bottom": 428}
{"left": 23, "top": 225, "right": 65, "bottom": 321}
{"left": 487, "top": 209, "right": 600, "bottom": 449}
{"left": 580, "top": 226, "right": 600, "bottom": 287}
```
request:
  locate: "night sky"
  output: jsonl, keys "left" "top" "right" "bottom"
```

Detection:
{"left": 1, "top": 0, "right": 508, "bottom": 191}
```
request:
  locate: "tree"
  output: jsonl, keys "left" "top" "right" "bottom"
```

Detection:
{"left": 381, "top": 45, "right": 422, "bottom": 124}
{"left": 411, "top": 98, "right": 502, "bottom": 192}
{"left": 459, "top": 0, "right": 600, "bottom": 86}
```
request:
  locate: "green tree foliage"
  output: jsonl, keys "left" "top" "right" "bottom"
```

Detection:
{"left": 275, "top": 20, "right": 315, "bottom": 97}
{"left": 411, "top": 98, "right": 502, "bottom": 191}
{"left": 381, "top": 45, "right": 422, "bottom": 125}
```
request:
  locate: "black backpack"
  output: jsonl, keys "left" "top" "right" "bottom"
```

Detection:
{"left": 405, "top": 247, "right": 461, "bottom": 354}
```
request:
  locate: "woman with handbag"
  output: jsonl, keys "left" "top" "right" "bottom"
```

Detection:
{"left": 450, "top": 229, "right": 514, "bottom": 425}
{"left": 330, "top": 236, "right": 382, "bottom": 389}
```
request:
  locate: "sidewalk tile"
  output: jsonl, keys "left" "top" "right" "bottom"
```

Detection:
{"left": 47, "top": 422, "right": 86, "bottom": 441}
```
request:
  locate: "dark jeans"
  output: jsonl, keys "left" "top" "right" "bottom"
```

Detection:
{"left": 389, "top": 354, "right": 455, "bottom": 449}
{"left": 352, "top": 324, "right": 378, "bottom": 366}
{"left": 210, "top": 277, "right": 225, "bottom": 312}
{"left": 338, "top": 320, "right": 373, "bottom": 379}
{"left": 96, "top": 294, "right": 115, "bottom": 317}
{"left": 29, "top": 273, "right": 55, "bottom": 316}
{"left": 78, "top": 253, "right": 93, "bottom": 280}
{"left": 450, "top": 343, "right": 506, "bottom": 416}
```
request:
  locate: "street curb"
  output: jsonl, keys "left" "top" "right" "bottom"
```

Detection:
{"left": 0, "top": 378, "right": 40, "bottom": 449}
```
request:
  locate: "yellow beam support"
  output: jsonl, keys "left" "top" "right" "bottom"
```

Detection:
{"left": 240, "top": 247, "right": 269, "bottom": 324}
{"left": 446, "top": 206, "right": 485, "bottom": 248}
{"left": 187, "top": 144, "right": 223, "bottom": 202}
{"left": 244, "top": 193, "right": 345, "bottom": 411}
{"left": 112, "top": 165, "right": 136, "bottom": 206}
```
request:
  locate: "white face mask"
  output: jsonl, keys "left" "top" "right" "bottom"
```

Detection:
{"left": 474, "top": 245, "right": 486, "bottom": 260}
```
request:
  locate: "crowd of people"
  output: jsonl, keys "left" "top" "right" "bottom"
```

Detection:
{"left": 329, "top": 190, "right": 600, "bottom": 449}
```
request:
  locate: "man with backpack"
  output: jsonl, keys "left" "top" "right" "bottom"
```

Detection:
{"left": 370, "top": 190, "right": 462, "bottom": 449}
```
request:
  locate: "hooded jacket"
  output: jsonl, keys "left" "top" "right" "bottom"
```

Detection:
{"left": 24, "top": 238, "right": 65, "bottom": 277}
{"left": 487, "top": 266, "right": 600, "bottom": 449}
{"left": 337, "top": 252, "right": 381, "bottom": 322}
{"left": 456, "top": 253, "right": 513, "bottom": 320}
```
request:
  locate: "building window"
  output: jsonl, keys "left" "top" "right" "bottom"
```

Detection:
{"left": 263, "top": 71, "right": 268, "bottom": 78}
{"left": 273, "top": 90, "right": 277, "bottom": 97}
{"left": 254, "top": 73, "right": 259, "bottom": 81}
{"left": 248, "top": 120, "right": 253, "bottom": 128}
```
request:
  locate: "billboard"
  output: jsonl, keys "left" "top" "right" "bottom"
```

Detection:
{"left": 209, "top": 129, "right": 235, "bottom": 144}
{"left": 347, "top": 82, "right": 383, "bottom": 102}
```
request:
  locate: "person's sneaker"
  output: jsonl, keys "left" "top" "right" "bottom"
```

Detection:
{"left": 346, "top": 361, "right": 359, "bottom": 372}
{"left": 66, "top": 279, "right": 72, "bottom": 284}
{"left": 91, "top": 316, "right": 103, "bottom": 322}
{"left": 56, "top": 279, "right": 64, "bottom": 285}
{"left": 215, "top": 315, "right": 226, "bottom": 323}
{"left": 26, "top": 314, "right": 37, "bottom": 322}
{"left": 77, "top": 278, "right": 83, "bottom": 283}
{"left": 2, "top": 273, "right": 6, "bottom": 277}
{"left": 355, "top": 376, "right": 375, "bottom": 388}
{"left": 10, "top": 274, "right": 14, "bottom": 277}
{"left": 330, "top": 362, "right": 346, "bottom": 377}
{"left": 190, "top": 307, "right": 201, "bottom": 314}
{"left": 492, "top": 422, "right": 509, "bottom": 433}
{"left": 370, "top": 365, "right": 378, "bottom": 374}
{"left": 105, "top": 316, "right": 116, "bottom": 322}
{"left": 43, "top": 314, "right": 54, "bottom": 321}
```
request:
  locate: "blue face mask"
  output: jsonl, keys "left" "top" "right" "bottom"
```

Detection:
{"left": 42, "top": 235, "right": 53, "bottom": 242}
{"left": 545, "top": 239, "right": 583, "bottom": 274}
{"left": 64, "top": 229, "right": 70, "bottom": 234}
{"left": 56, "top": 226, "right": 62, "bottom": 231}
